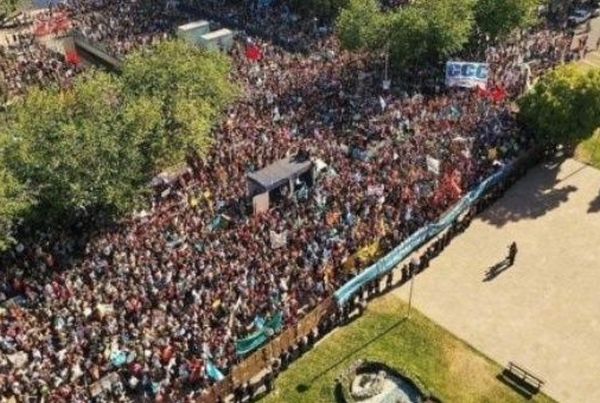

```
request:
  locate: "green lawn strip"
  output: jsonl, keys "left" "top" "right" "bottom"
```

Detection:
{"left": 260, "top": 294, "right": 555, "bottom": 403}
{"left": 572, "top": 56, "right": 600, "bottom": 169}
{"left": 575, "top": 129, "right": 600, "bottom": 169}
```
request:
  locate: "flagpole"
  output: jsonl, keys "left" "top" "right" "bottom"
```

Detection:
{"left": 383, "top": 42, "right": 390, "bottom": 91}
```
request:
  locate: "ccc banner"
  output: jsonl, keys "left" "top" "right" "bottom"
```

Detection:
{"left": 446, "top": 61, "right": 489, "bottom": 89}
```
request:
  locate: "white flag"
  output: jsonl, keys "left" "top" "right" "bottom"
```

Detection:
{"left": 426, "top": 155, "right": 440, "bottom": 175}
{"left": 379, "top": 96, "right": 387, "bottom": 111}
{"left": 269, "top": 230, "right": 288, "bottom": 249}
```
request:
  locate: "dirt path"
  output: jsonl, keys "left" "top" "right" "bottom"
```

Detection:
{"left": 394, "top": 158, "right": 600, "bottom": 403}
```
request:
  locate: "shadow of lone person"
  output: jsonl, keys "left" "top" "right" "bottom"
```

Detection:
{"left": 484, "top": 242, "right": 518, "bottom": 282}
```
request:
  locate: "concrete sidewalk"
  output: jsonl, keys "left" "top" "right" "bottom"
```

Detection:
{"left": 395, "top": 158, "right": 600, "bottom": 403}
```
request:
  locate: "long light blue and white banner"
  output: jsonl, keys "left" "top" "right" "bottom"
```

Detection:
{"left": 334, "top": 164, "right": 512, "bottom": 306}
{"left": 446, "top": 61, "right": 489, "bottom": 89}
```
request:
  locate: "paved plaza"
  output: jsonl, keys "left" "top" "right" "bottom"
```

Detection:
{"left": 396, "top": 157, "right": 600, "bottom": 403}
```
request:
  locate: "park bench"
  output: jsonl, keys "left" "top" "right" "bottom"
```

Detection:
{"left": 501, "top": 361, "right": 545, "bottom": 396}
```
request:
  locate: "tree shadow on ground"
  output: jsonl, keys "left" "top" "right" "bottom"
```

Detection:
{"left": 0, "top": 206, "right": 121, "bottom": 302}
{"left": 295, "top": 318, "right": 407, "bottom": 393}
{"left": 480, "top": 156, "right": 580, "bottom": 228}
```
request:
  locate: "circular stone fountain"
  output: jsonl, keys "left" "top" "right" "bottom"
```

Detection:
{"left": 336, "top": 360, "right": 440, "bottom": 403}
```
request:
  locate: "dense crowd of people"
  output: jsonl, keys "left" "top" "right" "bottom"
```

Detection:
{"left": 0, "top": 1, "right": 590, "bottom": 402}
{"left": 0, "top": 0, "right": 185, "bottom": 99}
{"left": 62, "top": 0, "right": 185, "bottom": 57}
{"left": 0, "top": 27, "right": 79, "bottom": 100}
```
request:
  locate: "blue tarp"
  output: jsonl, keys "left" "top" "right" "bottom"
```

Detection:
{"left": 334, "top": 165, "right": 511, "bottom": 306}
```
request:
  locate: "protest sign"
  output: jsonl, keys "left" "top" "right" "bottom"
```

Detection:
{"left": 426, "top": 155, "right": 440, "bottom": 175}
{"left": 269, "top": 230, "right": 288, "bottom": 249}
{"left": 367, "top": 184, "right": 384, "bottom": 197}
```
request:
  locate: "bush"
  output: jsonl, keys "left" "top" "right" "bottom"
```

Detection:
{"left": 518, "top": 65, "right": 600, "bottom": 147}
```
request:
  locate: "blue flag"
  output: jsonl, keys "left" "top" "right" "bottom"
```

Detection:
{"left": 235, "top": 312, "right": 283, "bottom": 356}
{"left": 205, "top": 360, "right": 225, "bottom": 381}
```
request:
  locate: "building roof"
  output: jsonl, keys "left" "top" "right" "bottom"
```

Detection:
{"left": 178, "top": 20, "right": 209, "bottom": 31}
{"left": 201, "top": 28, "right": 233, "bottom": 40}
{"left": 247, "top": 156, "right": 313, "bottom": 192}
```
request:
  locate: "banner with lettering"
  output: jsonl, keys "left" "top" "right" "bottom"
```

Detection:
{"left": 334, "top": 163, "right": 512, "bottom": 306}
{"left": 446, "top": 61, "right": 489, "bottom": 89}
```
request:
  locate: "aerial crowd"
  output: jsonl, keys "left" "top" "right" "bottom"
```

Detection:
{"left": 0, "top": 0, "right": 589, "bottom": 401}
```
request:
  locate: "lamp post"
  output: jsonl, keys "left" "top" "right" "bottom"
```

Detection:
{"left": 406, "top": 260, "right": 416, "bottom": 319}
{"left": 382, "top": 43, "right": 391, "bottom": 91}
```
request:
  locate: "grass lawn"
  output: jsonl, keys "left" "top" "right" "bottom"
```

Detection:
{"left": 575, "top": 129, "right": 600, "bottom": 169}
{"left": 568, "top": 53, "right": 600, "bottom": 170}
{"left": 260, "top": 293, "right": 555, "bottom": 403}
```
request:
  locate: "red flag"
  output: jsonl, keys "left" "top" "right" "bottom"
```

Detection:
{"left": 65, "top": 51, "right": 81, "bottom": 66}
{"left": 245, "top": 44, "right": 263, "bottom": 62}
{"left": 489, "top": 85, "right": 507, "bottom": 103}
{"left": 448, "top": 169, "right": 462, "bottom": 197}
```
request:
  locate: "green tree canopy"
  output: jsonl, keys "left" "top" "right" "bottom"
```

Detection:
{"left": 1, "top": 71, "right": 149, "bottom": 219}
{"left": 0, "top": 167, "right": 31, "bottom": 250}
{"left": 121, "top": 40, "right": 238, "bottom": 168}
{"left": 518, "top": 65, "right": 600, "bottom": 146}
{"left": 474, "top": 0, "right": 541, "bottom": 42}
{"left": 390, "top": 0, "right": 475, "bottom": 69}
{"left": 336, "top": 0, "right": 475, "bottom": 71}
{"left": 0, "top": 39, "right": 238, "bottom": 240}
{"left": 0, "top": 0, "right": 25, "bottom": 21}
{"left": 336, "top": 0, "right": 385, "bottom": 52}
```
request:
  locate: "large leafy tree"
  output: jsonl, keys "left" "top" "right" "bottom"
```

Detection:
{"left": 336, "top": 0, "right": 385, "bottom": 51}
{"left": 0, "top": 167, "right": 31, "bottom": 251}
{"left": 0, "top": 0, "right": 25, "bottom": 22}
{"left": 474, "top": 0, "right": 541, "bottom": 42}
{"left": 1, "top": 72, "right": 149, "bottom": 219}
{"left": 0, "top": 39, "right": 238, "bottom": 235}
{"left": 518, "top": 65, "right": 600, "bottom": 146}
{"left": 336, "top": 0, "right": 475, "bottom": 71}
{"left": 121, "top": 40, "right": 238, "bottom": 169}
{"left": 401, "top": 0, "right": 475, "bottom": 66}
